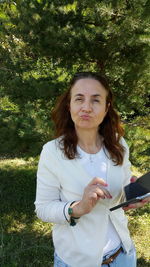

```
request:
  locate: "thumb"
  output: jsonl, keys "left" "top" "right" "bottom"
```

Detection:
{"left": 89, "top": 177, "right": 108, "bottom": 187}
{"left": 130, "top": 176, "right": 137, "bottom": 183}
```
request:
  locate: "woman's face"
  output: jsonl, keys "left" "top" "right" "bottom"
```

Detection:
{"left": 70, "top": 78, "right": 108, "bottom": 131}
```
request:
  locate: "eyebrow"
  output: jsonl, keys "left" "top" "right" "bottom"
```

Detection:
{"left": 74, "top": 94, "right": 101, "bottom": 97}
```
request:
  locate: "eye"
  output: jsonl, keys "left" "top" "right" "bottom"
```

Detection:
{"left": 93, "top": 99, "right": 100, "bottom": 103}
{"left": 75, "top": 98, "right": 83, "bottom": 102}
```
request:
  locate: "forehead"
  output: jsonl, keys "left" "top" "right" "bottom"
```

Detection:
{"left": 70, "top": 78, "right": 107, "bottom": 97}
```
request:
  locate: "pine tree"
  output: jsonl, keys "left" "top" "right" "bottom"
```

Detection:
{"left": 0, "top": 0, "right": 150, "bottom": 155}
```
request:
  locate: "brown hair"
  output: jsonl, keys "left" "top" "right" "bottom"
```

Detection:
{"left": 52, "top": 72, "right": 125, "bottom": 165}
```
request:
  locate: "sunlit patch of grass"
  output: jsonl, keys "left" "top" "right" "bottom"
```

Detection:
{"left": 127, "top": 166, "right": 150, "bottom": 266}
{"left": 127, "top": 208, "right": 150, "bottom": 264}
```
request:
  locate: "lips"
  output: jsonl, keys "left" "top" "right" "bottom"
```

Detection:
{"left": 80, "top": 114, "right": 91, "bottom": 120}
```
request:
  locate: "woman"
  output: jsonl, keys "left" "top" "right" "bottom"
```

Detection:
{"left": 34, "top": 72, "right": 149, "bottom": 267}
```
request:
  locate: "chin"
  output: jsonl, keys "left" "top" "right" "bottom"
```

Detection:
{"left": 76, "top": 123, "right": 95, "bottom": 129}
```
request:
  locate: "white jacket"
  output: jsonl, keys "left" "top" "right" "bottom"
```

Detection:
{"left": 34, "top": 137, "right": 132, "bottom": 267}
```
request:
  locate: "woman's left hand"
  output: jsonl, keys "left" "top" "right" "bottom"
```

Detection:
{"left": 123, "top": 176, "right": 150, "bottom": 211}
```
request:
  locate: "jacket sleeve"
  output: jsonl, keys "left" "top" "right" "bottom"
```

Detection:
{"left": 34, "top": 143, "right": 72, "bottom": 224}
{"left": 121, "top": 137, "right": 132, "bottom": 187}
{"left": 119, "top": 138, "right": 132, "bottom": 203}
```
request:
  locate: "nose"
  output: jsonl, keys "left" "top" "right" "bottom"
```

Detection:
{"left": 81, "top": 100, "right": 92, "bottom": 112}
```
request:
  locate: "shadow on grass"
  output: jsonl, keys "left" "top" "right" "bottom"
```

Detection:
{"left": 0, "top": 165, "right": 54, "bottom": 266}
{"left": 137, "top": 257, "right": 150, "bottom": 267}
{"left": 0, "top": 224, "right": 54, "bottom": 266}
{"left": 0, "top": 166, "right": 36, "bottom": 219}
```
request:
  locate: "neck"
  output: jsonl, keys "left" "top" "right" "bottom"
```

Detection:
{"left": 76, "top": 128, "right": 102, "bottom": 154}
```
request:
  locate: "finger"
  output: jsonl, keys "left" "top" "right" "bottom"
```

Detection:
{"left": 123, "top": 201, "right": 146, "bottom": 210}
{"left": 93, "top": 186, "right": 112, "bottom": 199}
{"left": 99, "top": 188, "right": 112, "bottom": 199}
{"left": 123, "top": 206, "right": 132, "bottom": 211}
{"left": 89, "top": 177, "right": 108, "bottom": 187}
{"left": 89, "top": 191, "right": 99, "bottom": 201}
{"left": 89, "top": 186, "right": 105, "bottom": 199}
{"left": 130, "top": 176, "right": 138, "bottom": 183}
{"left": 141, "top": 197, "right": 150, "bottom": 204}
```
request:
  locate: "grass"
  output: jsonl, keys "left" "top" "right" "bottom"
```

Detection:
{"left": 0, "top": 158, "right": 149, "bottom": 267}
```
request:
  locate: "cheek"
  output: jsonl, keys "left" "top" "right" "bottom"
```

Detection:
{"left": 70, "top": 105, "right": 78, "bottom": 121}
{"left": 70, "top": 103, "right": 80, "bottom": 115}
{"left": 96, "top": 106, "right": 107, "bottom": 116}
{"left": 70, "top": 104, "right": 74, "bottom": 115}
{"left": 95, "top": 110, "right": 107, "bottom": 123}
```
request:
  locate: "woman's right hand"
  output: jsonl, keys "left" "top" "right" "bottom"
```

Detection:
{"left": 71, "top": 177, "right": 112, "bottom": 217}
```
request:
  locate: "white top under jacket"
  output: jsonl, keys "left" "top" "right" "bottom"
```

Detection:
{"left": 77, "top": 146, "right": 121, "bottom": 255}
{"left": 34, "top": 137, "right": 132, "bottom": 267}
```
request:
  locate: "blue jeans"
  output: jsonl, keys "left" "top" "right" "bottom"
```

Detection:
{"left": 54, "top": 245, "right": 136, "bottom": 267}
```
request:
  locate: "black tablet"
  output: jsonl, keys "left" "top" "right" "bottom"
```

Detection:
{"left": 110, "top": 172, "right": 150, "bottom": 211}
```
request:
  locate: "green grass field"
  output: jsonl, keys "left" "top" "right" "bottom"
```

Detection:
{"left": 0, "top": 158, "right": 149, "bottom": 267}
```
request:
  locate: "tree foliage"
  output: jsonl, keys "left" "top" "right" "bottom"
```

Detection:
{"left": 0, "top": 0, "right": 150, "bottom": 160}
